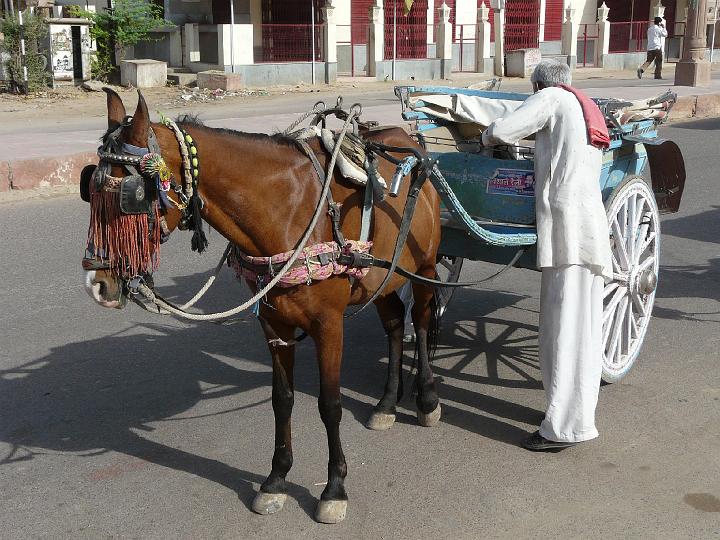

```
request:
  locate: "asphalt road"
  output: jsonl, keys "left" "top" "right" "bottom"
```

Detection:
{"left": 1, "top": 118, "right": 719, "bottom": 539}
{"left": 4, "top": 68, "right": 720, "bottom": 161}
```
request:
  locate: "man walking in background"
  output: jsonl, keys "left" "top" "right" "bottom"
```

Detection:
{"left": 638, "top": 17, "right": 668, "bottom": 80}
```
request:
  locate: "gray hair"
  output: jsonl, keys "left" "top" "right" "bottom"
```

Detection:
{"left": 530, "top": 60, "right": 572, "bottom": 87}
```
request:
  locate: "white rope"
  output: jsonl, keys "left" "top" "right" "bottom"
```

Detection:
{"left": 179, "top": 242, "right": 232, "bottom": 309}
{"left": 133, "top": 110, "right": 359, "bottom": 321}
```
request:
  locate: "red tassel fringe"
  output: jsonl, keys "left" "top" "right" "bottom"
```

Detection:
{"left": 87, "top": 182, "right": 162, "bottom": 277}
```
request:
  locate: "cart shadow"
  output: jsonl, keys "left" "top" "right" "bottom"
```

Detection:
{"left": 380, "top": 287, "right": 545, "bottom": 444}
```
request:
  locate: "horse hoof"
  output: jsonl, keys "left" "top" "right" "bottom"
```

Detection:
{"left": 315, "top": 499, "right": 347, "bottom": 524}
{"left": 251, "top": 492, "right": 287, "bottom": 515}
{"left": 365, "top": 411, "right": 396, "bottom": 431}
{"left": 417, "top": 403, "right": 442, "bottom": 427}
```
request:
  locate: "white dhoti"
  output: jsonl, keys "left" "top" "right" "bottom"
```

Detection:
{"left": 538, "top": 265, "right": 605, "bottom": 443}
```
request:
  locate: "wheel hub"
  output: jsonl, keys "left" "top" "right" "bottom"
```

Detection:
{"left": 631, "top": 267, "right": 657, "bottom": 295}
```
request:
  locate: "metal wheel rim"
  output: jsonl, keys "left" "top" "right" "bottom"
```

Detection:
{"left": 602, "top": 178, "right": 660, "bottom": 382}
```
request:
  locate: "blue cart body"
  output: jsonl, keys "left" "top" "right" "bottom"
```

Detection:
{"left": 396, "top": 85, "right": 677, "bottom": 266}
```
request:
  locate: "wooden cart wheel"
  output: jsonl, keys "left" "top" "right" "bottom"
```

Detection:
{"left": 601, "top": 176, "right": 660, "bottom": 383}
{"left": 435, "top": 255, "right": 465, "bottom": 320}
{"left": 400, "top": 256, "right": 464, "bottom": 342}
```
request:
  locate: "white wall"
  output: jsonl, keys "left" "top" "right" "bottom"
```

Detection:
{"left": 337, "top": 0, "right": 351, "bottom": 43}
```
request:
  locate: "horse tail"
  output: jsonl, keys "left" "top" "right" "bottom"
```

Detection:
{"left": 427, "top": 289, "right": 441, "bottom": 362}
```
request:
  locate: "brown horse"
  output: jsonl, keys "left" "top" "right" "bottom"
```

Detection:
{"left": 81, "top": 89, "right": 442, "bottom": 523}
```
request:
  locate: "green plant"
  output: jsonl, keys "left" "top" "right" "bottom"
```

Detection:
{"left": 71, "top": 0, "right": 171, "bottom": 81}
{"left": 0, "top": 11, "right": 50, "bottom": 92}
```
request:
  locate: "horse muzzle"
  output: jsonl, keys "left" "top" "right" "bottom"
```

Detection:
{"left": 83, "top": 268, "right": 127, "bottom": 309}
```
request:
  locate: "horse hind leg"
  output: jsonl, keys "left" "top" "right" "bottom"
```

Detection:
{"left": 252, "top": 321, "right": 296, "bottom": 516}
{"left": 411, "top": 274, "right": 442, "bottom": 427}
{"left": 366, "top": 291, "right": 405, "bottom": 431}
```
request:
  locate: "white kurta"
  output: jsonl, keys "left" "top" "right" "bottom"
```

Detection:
{"left": 481, "top": 87, "right": 612, "bottom": 280}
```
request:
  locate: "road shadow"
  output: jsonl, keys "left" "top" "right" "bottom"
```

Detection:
{"left": 0, "top": 320, "right": 320, "bottom": 518}
{"left": 0, "top": 267, "right": 546, "bottom": 515}
{"left": 667, "top": 117, "right": 720, "bottom": 131}
{"left": 662, "top": 206, "right": 720, "bottom": 246}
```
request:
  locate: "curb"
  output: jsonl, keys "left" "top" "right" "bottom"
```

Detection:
{"left": 671, "top": 93, "right": 720, "bottom": 119}
{"left": 3, "top": 91, "right": 720, "bottom": 192}
{"left": 1, "top": 151, "right": 97, "bottom": 192}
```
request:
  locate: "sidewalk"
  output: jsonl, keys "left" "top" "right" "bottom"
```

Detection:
{"left": 2, "top": 66, "right": 719, "bottom": 194}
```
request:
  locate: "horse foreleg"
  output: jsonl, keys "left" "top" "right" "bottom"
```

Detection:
{"left": 252, "top": 321, "right": 296, "bottom": 516}
{"left": 312, "top": 314, "right": 348, "bottom": 524}
{"left": 366, "top": 291, "right": 405, "bottom": 431}
{"left": 411, "top": 276, "right": 442, "bottom": 427}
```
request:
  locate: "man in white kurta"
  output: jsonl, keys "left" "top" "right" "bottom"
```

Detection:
{"left": 481, "top": 60, "right": 612, "bottom": 451}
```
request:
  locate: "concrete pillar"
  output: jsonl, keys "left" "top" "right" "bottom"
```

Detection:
{"left": 323, "top": 0, "right": 337, "bottom": 83}
{"left": 476, "top": 1, "right": 492, "bottom": 73}
{"left": 437, "top": 2, "right": 453, "bottom": 65}
{"left": 250, "top": 0, "right": 262, "bottom": 57}
{"left": 596, "top": 2, "right": 610, "bottom": 68}
{"left": 436, "top": 1, "right": 453, "bottom": 78}
{"left": 183, "top": 23, "right": 200, "bottom": 65}
{"left": 217, "top": 24, "right": 254, "bottom": 68}
{"left": 675, "top": 0, "right": 712, "bottom": 86}
{"left": 491, "top": 0, "right": 505, "bottom": 76}
{"left": 169, "top": 29, "right": 183, "bottom": 67}
{"left": 368, "top": 0, "right": 384, "bottom": 77}
{"left": 561, "top": 7, "right": 578, "bottom": 69}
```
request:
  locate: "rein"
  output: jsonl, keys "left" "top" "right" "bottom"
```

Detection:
{"left": 93, "top": 101, "right": 519, "bottom": 341}
{"left": 128, "top": 106, "right": 362, "bottom": 323}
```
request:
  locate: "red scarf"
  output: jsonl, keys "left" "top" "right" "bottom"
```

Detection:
{"left": 558, "top": 84, "right": 610, "bottom": 149}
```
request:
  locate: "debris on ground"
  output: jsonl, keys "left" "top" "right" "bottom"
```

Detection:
{"left": 167, "top": 86, "right": 270, "bottom": 105}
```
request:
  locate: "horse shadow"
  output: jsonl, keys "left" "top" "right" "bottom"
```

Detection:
{"left": 0, "top": 320, "right": 319, "bottom": 519}
{"left": 0, "top": 268, "right": 545, "bottom": 510}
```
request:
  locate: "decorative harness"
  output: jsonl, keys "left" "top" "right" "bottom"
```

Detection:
{"left": 83, "top": 115, "right": 207, "bottom": 279}
{"left": 83, "top": 100, "right": 517, "bottom": 344}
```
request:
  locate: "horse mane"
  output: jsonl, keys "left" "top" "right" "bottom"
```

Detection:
{"left": 175, "top": 114, "right": 299, "bottom": 148}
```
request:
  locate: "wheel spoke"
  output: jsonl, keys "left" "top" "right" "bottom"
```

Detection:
{"left": 627, "top": 194, "right": 636, "bottom": 264}
{"left": 637, "top": 255, "right": 656, "bottom": 274}
{"left": 624, "top": 298, "right": 633, "bottom": 356}
{"left": 604, "top": 282, "right": 620, "bottom": 298}
{"left": 612, "top": 217, "right": 631, "bottom": 271}
{"left": 636, "top": 226, "right": 656, "bottom": 264}
{"left": 607, "top": 297, "right": 628, "bottom": 365}
{"left": 631, "top": 290, "right": 648, "bottom": 319}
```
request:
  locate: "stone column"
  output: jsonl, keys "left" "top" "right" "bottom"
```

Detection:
{"left": 368, "top": 0, "right": 384, "bottom": 77}
{"left": 437, "top": 1, "right": 453, "bottom": 77}
{"left": 491, "top": 0, "right": 505, "bottom": 76}
{"left": 322, "top": 0, "right": 337, "bottom": 84}
{"left": 596, "top": 2, "right": 610, "bottom": 68}
{"left": 561, "top": 7, "right": 578, "bottom": 69}
{"left": 675, "top": 0, "right": 712, "bottom": 86}
{"left": 476, "top": 1, "right": 492, "bottom": 73}
{"left": 183, "top": 23, "right": 200, "bottom": 65}
{"left": 218, "top": 25, "right": 254, "bottom": 69}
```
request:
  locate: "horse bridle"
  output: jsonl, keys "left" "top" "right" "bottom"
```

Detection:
{"left": 82, "top": 116, "right": 206, "bottom": 288}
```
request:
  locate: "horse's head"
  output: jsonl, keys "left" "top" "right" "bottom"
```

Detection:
{"left": 81, "top": 88, "right": 183, "bottom": 309}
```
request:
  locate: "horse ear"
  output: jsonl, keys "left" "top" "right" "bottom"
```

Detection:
{"left": 103, "top": 87, "right": 126, "bottom": 130}
{"left": 126, "top": 90, "right": 150, "bottom": 147}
